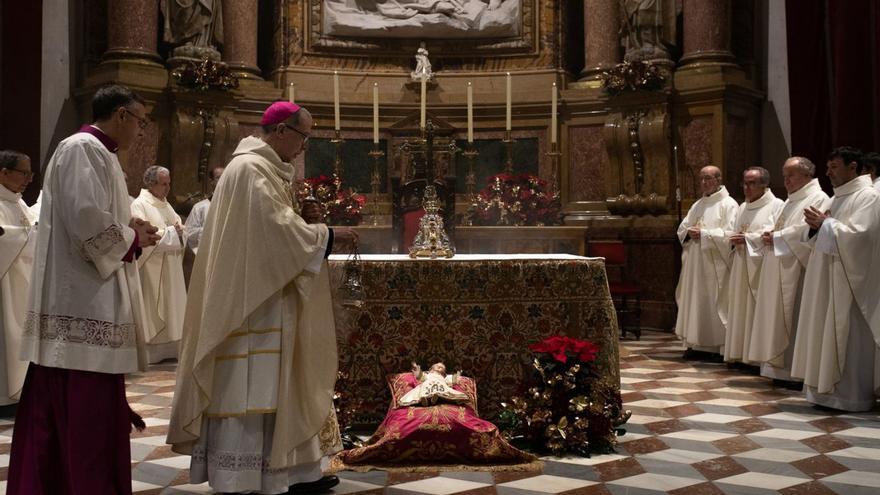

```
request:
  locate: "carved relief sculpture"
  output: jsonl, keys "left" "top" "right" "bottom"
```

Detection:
{"left": 618, "top": 0, "right": 677, "bottom": 62}
{"left": 411, "top": 43, "right": 434, "bottom": 82}
{"left": 161, "top": 0, "right": 224, "bottom": 61}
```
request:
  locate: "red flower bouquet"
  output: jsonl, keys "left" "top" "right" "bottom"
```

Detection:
{"left": 470, "top": 173, "right": 562, "bottom": 226}
{"left": 529, "top": 335, "right": 600, "bottom": 364}
{"left": 296, "top": 175, "right": 365, "bottom": 226}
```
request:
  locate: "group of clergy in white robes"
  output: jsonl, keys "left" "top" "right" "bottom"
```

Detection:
{"left": 675, "top": 148, "right": 880, "bottom": 412}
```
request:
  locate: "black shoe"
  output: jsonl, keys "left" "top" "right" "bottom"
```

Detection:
{"left": 772, "top": 379, "right": 804, "bottom": 391}
{"left": 706, "top": 353, "right": 724, "bottom": 363}
{"left": 288, "top": 475, "right": 340, "bottom": 494}
{"left": 682, "top": 348, "right": 699, "bottom": 360}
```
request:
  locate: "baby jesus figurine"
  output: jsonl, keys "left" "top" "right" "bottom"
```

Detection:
{"left": 398, "top": 362, "right": 470, "bottom": 407}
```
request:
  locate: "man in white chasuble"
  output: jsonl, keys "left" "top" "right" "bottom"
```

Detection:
{"left": 168, "top": 101, "right": 357, "bottom": 494}
{"left": 792, "top": 147, "right": 880, "bottom": 412}
{"left": 675, "top": 166, "right": 739, "bottom": 359}
{"left": 722, "top": 167, "right": 783, "bottom": 364}
{"left": 0, "top": 150, "right": 37, "bottom": 405}
{"left": 131, "top": 165, "right": 187, "bottom": 363}
{"left": 8, "top": 85, "right": 161, "bottom": 494}
{"left": 748, "top": 157, "right": 829, "bottom": 383}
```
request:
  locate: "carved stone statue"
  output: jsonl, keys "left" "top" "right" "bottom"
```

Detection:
{"left": 619, "top": 0, "right": 677, "bottom": 62}
{"left": 411, "top": 43, "right": 434, "bottom": 82}
{"left": 161, "top": 0, "right": 224, "bottom": 61}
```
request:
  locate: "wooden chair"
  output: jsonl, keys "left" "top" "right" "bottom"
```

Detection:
{"left": 391, "top": 176, "right": 456, "bottom": 253}
{"left": 588, "top": 240, "right": 642, "bottom": 340}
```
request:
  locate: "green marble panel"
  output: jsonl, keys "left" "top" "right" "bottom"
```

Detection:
{"left": 305, "top": 138, "right": 388, "bottom": 193}
{"left": 453, "top": 138, "right": 539, "bottom": 194}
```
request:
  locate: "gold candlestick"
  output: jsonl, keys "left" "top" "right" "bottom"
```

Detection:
{"left": 462, "top": 146, "right": 479, "bottom": 226}
{"left": 368, "top": 145, "right": 385, "bottom": 226}
{"left": 331, "top": 129, "right": 345, "bottom": 186}
{"left": 544, "top": 142, "right": 562, "bottom": 194}
{"left": 502, "top": 130, "right": 516, "bottom": 174}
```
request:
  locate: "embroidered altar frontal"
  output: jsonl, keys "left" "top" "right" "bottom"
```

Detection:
{"left": 328, "top": 254, "right": 621, "bottom": 423}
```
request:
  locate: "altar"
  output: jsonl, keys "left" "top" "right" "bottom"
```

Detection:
{"left": 328, "top": 254, "right": 620, "bottom": 424}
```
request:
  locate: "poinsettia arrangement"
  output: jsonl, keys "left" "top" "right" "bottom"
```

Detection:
{"left": 499, "top": 335, "right": 629, "bottom": 457}
{"left": 296, "top": 174, "right": 366, "bottom": 226}
{"left": 172, "top": 59, "right": 239, "bottom": 91}
{"left": 600, "top": 60, "right": 665, "bottom": 96}
{"left": 470, "top": 173, "right": 562, "bottom": 226}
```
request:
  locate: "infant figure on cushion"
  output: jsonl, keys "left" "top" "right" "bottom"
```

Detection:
{"left": 398, "top": 362, "right": 470, "bottom": 407}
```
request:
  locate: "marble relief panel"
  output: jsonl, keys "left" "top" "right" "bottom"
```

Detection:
{"left": 122, "top": 123, "right": 159, "bottom": 197}
{"left": 568, "top": 126, "right": 608, "bottom": 202}
{"left": 680, "top": 116, "right": 712, "bottom": 201}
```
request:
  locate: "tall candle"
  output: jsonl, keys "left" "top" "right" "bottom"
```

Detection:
{"left": 333, "top": 71, "right": 340, "bottom": 131}
{"left": 467, "top": 82, "right": 474, "bottom": 143}
{"left": 373, "top": 82, "right": 379, "bottom": 144}
{"left": 505, "top": 72, "right": 511, "bottom": 131}
{"left": 420, "top": 75, "right": 427, "bottom": 130}
{"left": 551, "top": 82, "right": 557, "bottom": 144}
{"left": 288, "top": 83, "right": 295, "bottom": 104}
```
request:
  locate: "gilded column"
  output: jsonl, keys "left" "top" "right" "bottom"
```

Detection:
{"left": 580, "top": 0, "right": 621, "bottom": 81}
{"left": 222, "top": 0, "right": 262, "bottom": 79}
{"left": 680, "top": 0, "right": 736, "bottom": 67}
{"left": 104, "top": 0, "right": 161, "bottom": 63}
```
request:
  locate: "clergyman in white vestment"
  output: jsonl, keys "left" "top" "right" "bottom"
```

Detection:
{"left": 791, "top": 147, "right": 880, "bottom": 412}
{"left": 864, "top": 152, "right": 880, "bottom": 192}
{"left": 723, "top": 167, "right": 783, "bottom": 363}
{"left": 131, "top": 166, "right": 186, "bottom": 363}
{"left": 183, "top": 165, "right": 224, "bottom": 253}
{"left": 0, "top": 150, "right": 37, "bottom": 405}
{"left": 675, "top": 166, "right": 739, "bottom": 356}
{"left": 168, "top": 102, "right": 358, "bottom": 495}
{"left": 748, "top": 158, "right": 829, "bottom": 381}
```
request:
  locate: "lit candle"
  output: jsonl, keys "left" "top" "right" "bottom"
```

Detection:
{"left": 467, "top": 82, "right": 474, "bottom": 143}
{"left": 420, "top": 75, "right": 427, "bottom": 130}
{"left": 551, "top": 82, "right": 557, "bottom": 144}
{"left": 288, "top": 82, "right": 295, "bottom": 104}
{"left": 333, "top": 71, "right": 340, "bottom": 131}
{"left": 505, "top": 72, "right": 511, "bottom": 131}
{"left": 373, "top": 82, "right": 379, "bottom": 144}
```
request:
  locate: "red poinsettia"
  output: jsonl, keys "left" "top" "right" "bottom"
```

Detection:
{"left": 471, "top": 173, "right": 562, "bottom": 226}
{"left": 296, "top": 174, "right": 364, "bottom": 226}
{"left": 529, "top": 335, "right": 600, "bottom": 364}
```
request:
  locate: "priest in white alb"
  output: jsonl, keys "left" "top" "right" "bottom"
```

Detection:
{"left": 0, "top": 150, "right": 37, "bottom": 405}
{"left": 748, "top": 157, "right": 829, "bottom": 381}
{"left": 791, "top": 147, "right": 880, "bottom": 411}
{"left": 168, "top": 102, "right": 358, "bottom": 494}
{"left": 184, "top": 165, "right": 224, "bottom": 253}
{"left": 723, "top": 167, "right": 783, "bottom": 363}
{"left": 675, "top": 165, "right": 739, "bottom": 358}
{"left": 131, "top": 165, "right": 186, "bottom": 363}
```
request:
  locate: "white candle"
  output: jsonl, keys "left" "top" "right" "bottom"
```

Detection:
{"left": 467, "top": 82, "right": 474, "bottom": 143}
{"left": 420, "top": 75, "right": 427, "bottom": 130}
{"left": 551, "top": 82, "right": 557, "bottom": 144}
{"left": 333, "top": 71, "right": 340, "bottom": 131}
{"left": 505, "top": 72, "right": 511, "bottom": 131}
{"left": 288, "top": 83, "right": 295, "bottom": 104}
{"left": 373, "top": 82, "right": 379, "bottom": 144}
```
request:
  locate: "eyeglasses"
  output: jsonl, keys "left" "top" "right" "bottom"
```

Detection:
{"left": 280, "top": 124, "right": 310, "bottom": 143}
{"left": 123, "top": 108, "right": 149, "bottom": 130}
{"left": 6, "top": 168, "right": 34, "bottom": 179}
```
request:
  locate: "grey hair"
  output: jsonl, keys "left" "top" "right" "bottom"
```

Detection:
{"left": 745, "top": 166, "right": 770, "bottom": 186}
{"left": 787, "top": 156, "right": 816, "bottom": 177}
{"left": 143, "top": 165, "right": 170, "bottom": 187}
{"left": 0, "top": 150, "right": 29, "bottom": 171}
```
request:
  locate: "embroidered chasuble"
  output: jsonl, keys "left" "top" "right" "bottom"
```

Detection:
{"left": 791, "top": 175, "right": 880, "bottom": 411}
{"left": 748, "top": 179, "right": 829, "bottom": 376}
{"left": 21, "top": 131, "right": 148, "bottom": 374}
{"left": 0, "top": 186, "right": 37, "bottom": 403}
{"left": 675, "top": 186, "right": 739, "bottom": 350}
{"left": 168, "top": 136, "right": 341, "bottom": 486}
{"left": 723, "top": 190, "right": 783, "bottom": 363}
{"left": 130, "top": 189, "right": 186, "bottom": 363}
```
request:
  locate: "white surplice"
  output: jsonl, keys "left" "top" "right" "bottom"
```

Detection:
{"left": 21, "top": 131, "right": 148, "bottom": 374}
{"left": 723, "top": 190, "right": 783, "bottom": 363}
{"left": 131, "top": 189, "right": 186, "bottom": 363}
{"left": 791, "top": 175, "right": 880, "bottom": 411}
{"left": 748, "top": 179, "right": 829, "bottom": 379}
{"left": 0, "top": 186, "right": 37, "bottom": 404}
{"left": 675, "top": 186, "right": 739, "bottom": 351}
{"left": 184, "top": 198, "right": 210, "bottom": 252}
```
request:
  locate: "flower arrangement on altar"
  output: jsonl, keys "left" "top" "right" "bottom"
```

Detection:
{"left": 171, "top": 59, "right": 239, "bottom": 91}
{"left": 296, "top": 174, "right": 366, "bottom": 226}
{"left": 498, "top": 335, "right": 630, "bottom": 457}
{"left": 469, "top": 173, "right": 562, "bottom": 226}
{"left": 600, "top": 60, "right": 665, "bottom": 96}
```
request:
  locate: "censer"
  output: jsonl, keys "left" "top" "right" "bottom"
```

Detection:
{"left": 340, "top": 243, "right": 365, "bottom": 309}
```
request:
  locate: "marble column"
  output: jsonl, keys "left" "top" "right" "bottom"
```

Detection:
{"left": 104, "top": 0, "right": 160, "bottom": 63}
{"left": 680, "top": 0, "right": 736, "bottom": 67}
{"left": 222, "top": 0, "right": 262, "bottom": 79}
{"left": 580, "top": 0, "right": 621, "bottom": 80}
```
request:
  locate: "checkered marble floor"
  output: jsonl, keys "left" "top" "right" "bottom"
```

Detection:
{"left": 1, "top": 330, "right": 879, "bottom": 494}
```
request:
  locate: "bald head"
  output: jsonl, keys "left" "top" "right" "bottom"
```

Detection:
{"left": 699, "top": 166, "right": 723, "bottom": 196}
{"left": 782, "top": 157, "right": 815, "bottom": 194}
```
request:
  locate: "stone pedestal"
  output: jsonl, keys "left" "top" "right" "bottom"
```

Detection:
{"left": 103, "top": 0, "right": 161, "bottom": 64}
{"left": 680, "top": 0, "right": 736, "bottom": 68}
{"left": 222, "top": 0, "right": 262, "bottom": 79}
{"left": 579, "top": 0, "right": 620, "bottom": 82}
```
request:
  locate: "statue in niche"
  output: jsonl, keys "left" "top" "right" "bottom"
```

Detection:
{"left": 161, "top": 0, "right": 224, "bottom": 61}
{"left": 619, "top": 0, "right": 677, "bottom": 62}
{"left": 410, "top": 43, "right": 434, "bottom": 82}
{"left": 324, "top": 0, "right": 520, "bottom": 39}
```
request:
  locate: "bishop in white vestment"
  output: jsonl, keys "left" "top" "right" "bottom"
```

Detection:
{"left": 131, "top": 166, "right": 186, "bottom": 363}
{"left": 675, "top": 166, "right": 739, "bottom": 354}
{"left": 723, "top": 168, "right": 783, "bottom": 363}
{"left": 0, "top": 151, "right": 37, "bottom": 404}
{"left": 168, "top": 102, "right": 358, "bottom": 495}
{"left": 791, "top": 148, "right": 880, "bottom": 412}
{"left": 748, "top": 158, "right": 829, "bottom": 380}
